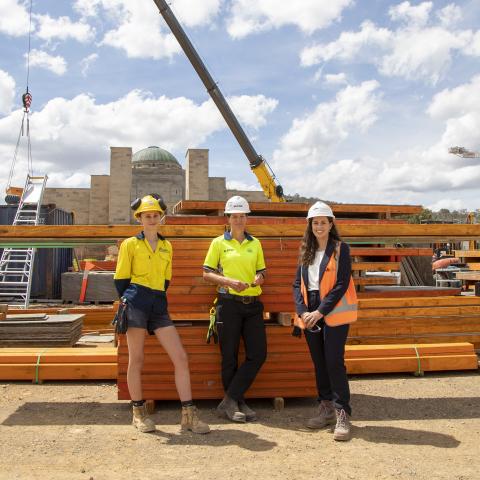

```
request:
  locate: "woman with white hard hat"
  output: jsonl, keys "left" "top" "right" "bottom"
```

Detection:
{"left": 203, "top": 195, "right": 267, "bottom": 423}
{"left": 292, "top": 201, "right": 357, "bottom": 441}
{"left": 114, "top": 194, "right": 210, "bottom": 434}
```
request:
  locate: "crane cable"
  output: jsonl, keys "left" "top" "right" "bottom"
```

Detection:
{"left": 6, "top": 0, "right": 34, "bottom": 192}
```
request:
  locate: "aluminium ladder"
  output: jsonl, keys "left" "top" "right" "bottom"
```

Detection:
{"left": 0, "top": 174, "right": 48, "bottom": 308}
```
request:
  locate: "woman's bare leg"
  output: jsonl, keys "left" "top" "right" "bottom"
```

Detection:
{"left": 126, "top": 328, "right": 146, "bottom": 400}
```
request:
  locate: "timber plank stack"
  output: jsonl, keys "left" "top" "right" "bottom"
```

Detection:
{"left": 0, "top": 314, "right": 84, "bottom": 347}
{"left": 0, "top": 347, "right": 117, "bottom": 381}
{"left": 350, "top": 296, "right": 480, "bottom": 348}
{"left": 117, "top": 329, "right": 477, "bottom": 400}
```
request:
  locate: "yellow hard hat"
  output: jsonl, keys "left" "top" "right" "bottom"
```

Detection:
{"left": 131, "top": 194, "right": 166, "bottom": 218}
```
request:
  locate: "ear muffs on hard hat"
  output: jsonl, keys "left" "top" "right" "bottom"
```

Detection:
{"left": 307, "top": 201, "right": 334, "bottom": 219}
{"left": 224, "top": 195, "right": 250, "bottom": 214}
{"left": 131, "top": 194, "right": 167, "bottom": 218}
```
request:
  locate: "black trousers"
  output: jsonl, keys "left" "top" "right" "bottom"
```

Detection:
{"left": 305, "top": 290, "right": 351, "bottom": 415}
{"left": 216, "top": 297, "right": 267, "bottom": 401}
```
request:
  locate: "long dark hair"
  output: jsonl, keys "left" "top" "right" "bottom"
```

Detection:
{"left": 299, "top": 217, "right": 341, "bottom": 266}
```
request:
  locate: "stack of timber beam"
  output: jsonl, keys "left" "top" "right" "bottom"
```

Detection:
{"left": 0, "top": 347, "right": 117, "bottom": 381}
{"left": 350, "top": 296, "right": 480, "bottom": 348}
{"left": 171, "top": 200, "right": 423, "bottom": 219}
{"left": 117, "top": 329, "right": 477, "bottom": 400}
{"left": 0, "top": 314, "right": 84, "bottom": 347}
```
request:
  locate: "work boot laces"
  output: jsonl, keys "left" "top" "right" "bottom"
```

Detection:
{"left": 336, "top": 409, "right": 348, "bottom": 430}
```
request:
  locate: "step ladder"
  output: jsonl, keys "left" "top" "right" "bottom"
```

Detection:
{"left": 0, "top": 174, "right": 48, "bottom": 308}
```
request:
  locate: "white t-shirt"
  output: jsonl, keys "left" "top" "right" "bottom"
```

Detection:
{"left": 308, "top": 249, "right": 325, "bottom": 291}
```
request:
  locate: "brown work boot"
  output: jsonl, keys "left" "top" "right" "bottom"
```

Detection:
{"left": 239, "top": 400, "right": 257, "bottom": 421}
{"left": 181, "top": 405, "right": 210, "bottom": 434}
{"left": 306, "top": 400, "right": 336, "bottom": 429}
{"left": 333, "top": 408, "right": 352, "bottom": 441}
{"left": 217, "top": 395, "right": 246, "bottom": 423}
{"left": 132, "top": 405, "right": 155, "bottom": 433}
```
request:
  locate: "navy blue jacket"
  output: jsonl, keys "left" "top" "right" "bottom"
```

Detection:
{"left": 292, "top": 240, "right": 352, "bottom": 317}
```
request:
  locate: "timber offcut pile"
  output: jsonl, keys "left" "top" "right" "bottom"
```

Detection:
{"left": 117, "top": 329, "right": 477, "bottom": 400}
{"left": 0, "top": 346, "right": 116, "bottom": 381}
{"left": 0, "top": 314, "right": 84, "bottom": 347}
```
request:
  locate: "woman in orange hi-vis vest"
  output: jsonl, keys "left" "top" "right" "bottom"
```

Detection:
{"left": 292, "top": 201, "right": 357, "bottom": 442}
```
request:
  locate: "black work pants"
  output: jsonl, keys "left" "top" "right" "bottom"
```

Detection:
{"left": 305, "top": 290, "right": 351, "bottom": 415}
{"left": 216, "top": 297, "right": 267, "bottom": 401}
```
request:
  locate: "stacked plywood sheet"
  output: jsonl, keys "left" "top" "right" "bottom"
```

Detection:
{"left": 117, "top": 328, "right": 477, "bottom": 400}
{"left": 0, "top": 314, "right": 84, "bottom": 347}
{"left": 0, "top": 346, "right": 116, "bottom": 381}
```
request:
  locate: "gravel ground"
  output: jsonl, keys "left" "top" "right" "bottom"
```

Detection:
{"left": 0, "top": 371, "right": 479, "bottom": 480}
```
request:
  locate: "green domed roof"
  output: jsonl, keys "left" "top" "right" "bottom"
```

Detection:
{"left": 132, "top": 146, "right": 180, "bottom": 166}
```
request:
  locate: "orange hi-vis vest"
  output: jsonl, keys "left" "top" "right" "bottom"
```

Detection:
{"left": 295, "top": 245, "right": 358, "bottom": 328}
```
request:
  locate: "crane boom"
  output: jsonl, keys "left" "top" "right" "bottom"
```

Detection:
{"left": 152, "top": 0, "right": 284, "bottom": 202}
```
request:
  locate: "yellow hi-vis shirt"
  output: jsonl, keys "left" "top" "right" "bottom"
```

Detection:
{"left": 114, "top": 232, "right": 172, "bottom": 291}
{"left": 203, "top": 231, "right": 266, "bottom": 296}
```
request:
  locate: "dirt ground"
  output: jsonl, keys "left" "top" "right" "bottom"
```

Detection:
{"left": 0, "top": 371, "right": 479, "bottom": 480}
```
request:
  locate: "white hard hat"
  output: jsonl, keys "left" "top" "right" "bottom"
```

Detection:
{"left": 225, "top": 195, "right": 250, "bottom": 214}
{"left": 307, "top": 201, "right": 334, "bottom": 219}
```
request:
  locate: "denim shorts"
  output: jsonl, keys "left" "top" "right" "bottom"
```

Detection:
{"left": 126, "top": 303, "right": 173, "bottom": 335}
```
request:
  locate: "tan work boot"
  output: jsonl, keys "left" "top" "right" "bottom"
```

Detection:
{"left": 306, "top": 400, "right": 336, "bottom": 429}
{"left": 217, "top": 396, "right": 246, "bottom": 423}
{"left": 239, "top": 400, "right": 257, "bottom": 421}
{"left": 333, "top": 408, "right": 352, "bottom": 441}
{"left": 181, "top": 405, "right": 210, "bottom": 434}
{"left": 132, "top": 405, "right": 155, "bottom": 433}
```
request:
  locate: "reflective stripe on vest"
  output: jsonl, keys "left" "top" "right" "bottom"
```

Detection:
{"left": 295, "top": 244, "right": 358, "bottom": 328}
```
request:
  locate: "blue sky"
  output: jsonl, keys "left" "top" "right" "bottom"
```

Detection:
{"left": 1, "top": 0, "right": 480, "bottom": 210}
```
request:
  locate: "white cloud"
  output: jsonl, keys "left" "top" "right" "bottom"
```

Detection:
{"left": 80, "top": 53, "right": 99, "bottom": 77}
{"left": 300, "top": 4, "right": 479, "bottom": 85}
{"left": 0, "top": 70, "right": 16, "bottom": 115}
{"left": 427, "top": 75, "right": 480, "bottom": 120}
{"left": 388, "top": 1, "right": 433, "bottom": 27}
{"left": 34, "top": 14, "right": 95, "bottom": 43}
{"left": 28, "top": 49, "right": 67, "bottom": 75}
{"left": 436, "top": 3, "right": 463, "bottom": 28}
{"left": 272, "top": 81, "right": 381, "bottom": 174}
{"left": 169, "top": 0, "right": 223, "bottom": 27}
{"left": 300, "top": 21, "right": 392, "bottom": 66}
{"left": 229, "top": 95, "right": 278, "bottom": 129}
{"left": 227, "top": 0, "right": 353, "bottom": 38}
{"left": 324, "top": 73, "right": 348, "bottom": 85}
{"left": 0, "top": 0, "right": 29, "bottom": 37}
{"left": 0, "top": 89, "right": 277, "bottom": 190}
{"left": 74, "top": 0, "right": 222, "bottom": 59}
{"left": 275, "top": 76, "right": 480, "bottom": 210}
{"left": 427, "top": 198, "right": 464, "bottom": 211}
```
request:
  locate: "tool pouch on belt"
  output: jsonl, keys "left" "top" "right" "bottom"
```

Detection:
{"left": 206, "top": 298, "right": 218, "bottom": 344}
{"left": 112, "top": 300, "right": 128, "bottom": 334}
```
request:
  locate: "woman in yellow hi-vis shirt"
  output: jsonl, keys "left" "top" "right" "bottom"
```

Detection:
{"left": 203, "top": 196, "right": 267, "bottom": 423}
{"left": 114, "top": 194, "right": 209, "bottom": 434}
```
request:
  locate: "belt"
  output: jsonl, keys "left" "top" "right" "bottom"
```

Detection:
{"left": 219, "top": 293, "right": 259, "bottom": 304}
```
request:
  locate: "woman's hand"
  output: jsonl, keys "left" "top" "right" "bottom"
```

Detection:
{"left": 227, "top": 278, "right": 250, "bottom": 292}
{"left": 302, "top": 310, "right": 323, "bottom": 329}
{"left": 251, "top": 273, "right": 265, "bottom": 286}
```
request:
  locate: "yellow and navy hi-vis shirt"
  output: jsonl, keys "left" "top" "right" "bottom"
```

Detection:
{"left": 114, "top": 231, "right": 172, "bottom": 294}
{"left": 203, "top": 231, "right": 266, "bottom": 297}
